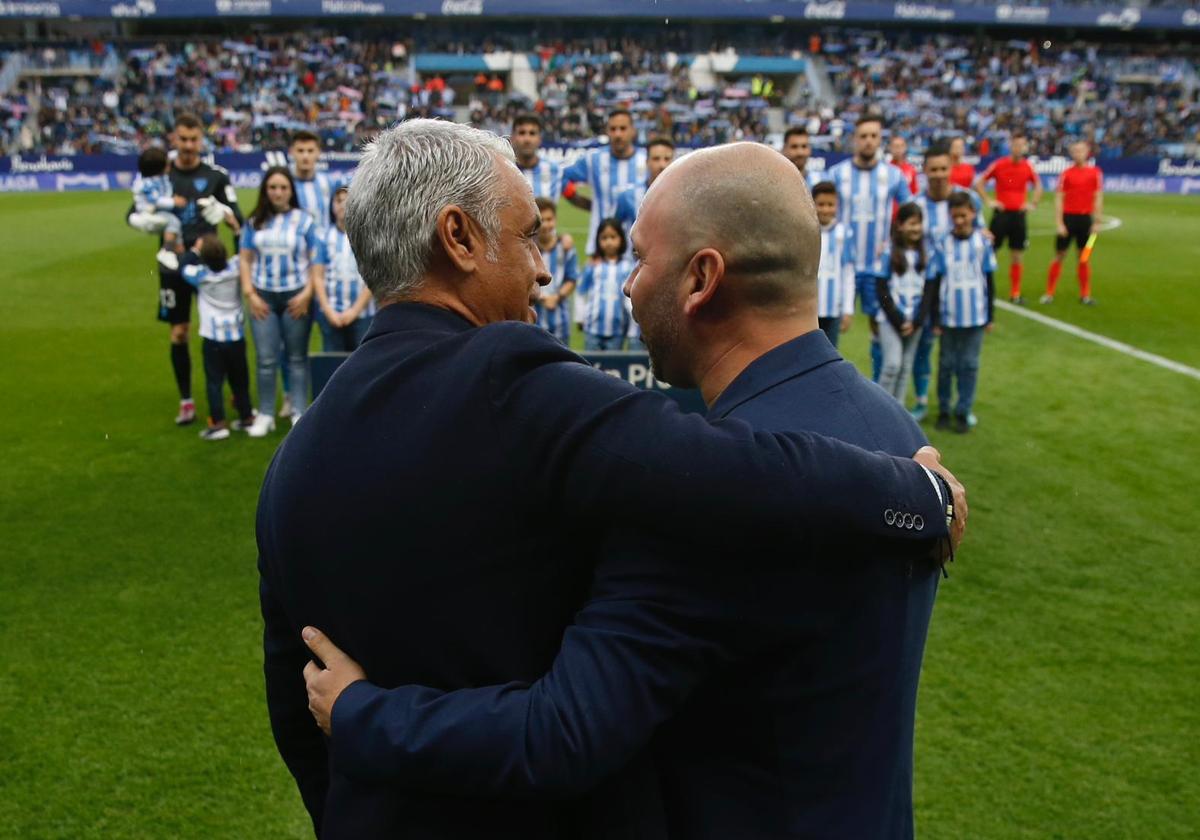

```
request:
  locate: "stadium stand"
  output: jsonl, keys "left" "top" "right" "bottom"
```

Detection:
{"left": 0, "top": 22, "right": 1197, "bottom": 158}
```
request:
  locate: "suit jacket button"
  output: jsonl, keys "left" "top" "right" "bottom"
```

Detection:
{"left": 903, "top": 513, "right": 914, "bottom": 529}
{"left": 885, "top": 509, "right": 895, "bottom": 525}
{"left": 914, "top": 514, "right": 924, "bottom": 531}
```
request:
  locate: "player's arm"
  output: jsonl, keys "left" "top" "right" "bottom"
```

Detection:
{"left": 1029, "top": 168, "right": 1043, "bottom": 211}
{"left": 1054, "top": 183, "right": 1065, "bottom": 235}
{"left": 559, "top": 246, "right": 579, "bottom": 299}
{"left": 312, "top": 529, "right": 740, "bottom": 795}
{"left": 563, "top": 180, "right": 592, "bottom": 212}
{"left": 973, "top": 163, "right": 995, "bottom": 207}
{"left": 1092, "top": 173, "right": 1104, "bottom": 233}
{"left": 561, "top": 156, "right": 592, "bottom": 211}
{"left": 484, "top": 325, "right": 959, "bottom": 551}
{"left": 873, "top": 252, "right": 905, "bottom": 332}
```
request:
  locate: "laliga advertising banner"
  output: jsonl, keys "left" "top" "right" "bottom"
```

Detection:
{"left": 5, "top": 151, "right": 1200, "bottom": 195}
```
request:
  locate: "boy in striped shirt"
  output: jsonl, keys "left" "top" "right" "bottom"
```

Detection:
{"left": 181, "top": 235, "right": 253, "bottom": 441}
{"left": 290, "top": 130, "right": 335, "bottom": 234}
{"left": 532, "top": 197, "right": 579, "bottom": 345}
{"left": 811, "top": 182, "right": 855, "bottom": 348}
{"left": 826, "top": 115, "right": 912, "bottom": 380}
{"left": 129, "top": 146, "right": 184, "bottom": 268}
{"left": 908, "top": 142, "right": 985, "bottom": 421}
{"left": 930, "top": 192, "right": 997, "bottom": 434}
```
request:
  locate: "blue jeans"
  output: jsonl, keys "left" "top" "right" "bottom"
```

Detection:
{"left": 250, "top": 288, "right": 313, "bottom": 417}
{"left": 318, "top": 311, "right": 372, "bottom": 352}
{"left": 912, "top": 318, "right": 936, "bottom": 401}
{"left": 585, "top": 334, "right": 624, "bottom": 351}
{"left": 937, "top": 326, "right": 986, "bottom": 418}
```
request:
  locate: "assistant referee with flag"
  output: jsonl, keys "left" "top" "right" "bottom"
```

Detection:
{"left": 1042, "top": 140, "right": 1102, "bottom": 306}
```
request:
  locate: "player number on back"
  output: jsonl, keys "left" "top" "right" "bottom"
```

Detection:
{"left": 160, "top": 288, "right": 176, "bottom": 310}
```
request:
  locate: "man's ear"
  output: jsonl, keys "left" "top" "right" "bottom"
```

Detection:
{"left": 435, "top": 205, "right": 480, "bottom": 274}
{"left": 682, "top": 248, "right": 725, "bottom": 317}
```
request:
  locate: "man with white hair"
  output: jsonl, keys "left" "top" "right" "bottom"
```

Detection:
{"left": 258, "top": 121, "right": 965, "bottom": 839}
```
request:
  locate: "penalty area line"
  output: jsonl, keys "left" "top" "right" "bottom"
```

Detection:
{"left": 995, "top": 300, "right": 1200, "bottom": 382}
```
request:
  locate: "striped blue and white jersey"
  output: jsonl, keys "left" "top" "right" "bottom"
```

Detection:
{"left": 240, "top": 209, "right": 320, "bottom": 293}
{"left": 911, "top": 188, "right": 984, "bottom": 250}
{"left": 535, "top": 237, "right": 579, "bottom": 338}
{"left": 562, "top": 148, "right": 648, "bottom": 254}
{"left": 132, "top": 173, "right": 175, "bottom": 214}
{"left": 317, "top": 227, "right": 375, "bottom": 319}
{"left": 874, "top": 248, "right": 935, "bottom": 324}
{"left": 818, "top": 221, "right": 857, "bottom": 319}
{"left": 930, "top": 231, "right": 997, "bottom": 328}
{"left": 614, "top": 183, "right": 649, "bottom": 257}
{"left": 826, "top": 159, "right": 912, "bottom": 274}
{"left": 520, "top": 158, "right": 565, "bottom": 201}
{"left": 181, "top": 259, "right": 244, "bottom": 342}
{"left": 293, "top": 173, "right": 335, "bottom": 234}
{"left": 578, "top": 256, "right": 634, "bottom": 338}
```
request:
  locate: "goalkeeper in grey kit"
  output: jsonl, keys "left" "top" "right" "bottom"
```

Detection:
{"left": 127, "top": 113, "right": 244, "bottom": 426}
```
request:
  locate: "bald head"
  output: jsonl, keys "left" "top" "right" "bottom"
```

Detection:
{"left": 643, "top": 142, "right": 821, "bottom": 309}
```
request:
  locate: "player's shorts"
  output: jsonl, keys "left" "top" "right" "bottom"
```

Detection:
{"left": 1056, "top": 214, "right": 1092, "bottom": 252}
{"left": 157, "top": 264, "right": 194, "bottom": 325}
{"left": 855, "top": 272, "right": 880, "bottom": 317}
{"left": 989, "top": 209, "right": 1028, "bottom": 251}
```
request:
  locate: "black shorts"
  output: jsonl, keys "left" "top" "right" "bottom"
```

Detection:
{"left": 157, "top": 265, "right": 194, "bottom": 325}
{"left": 989, "top": 209, "right": 1028, "bottom": 251}
{"left": 1056, "top": 214, "right": 1092, "bottom": 252}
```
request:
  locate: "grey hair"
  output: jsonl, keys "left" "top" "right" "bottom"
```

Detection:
{"left": 345, "top": 119, "right": 516, "bottom": 300}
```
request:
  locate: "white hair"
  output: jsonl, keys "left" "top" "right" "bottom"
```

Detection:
{"left": 345, "top": 119, "right": 515, "bottom": 300}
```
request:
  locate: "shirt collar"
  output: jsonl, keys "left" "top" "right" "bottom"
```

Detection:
{"left": 362, "top": 302, "right": 475, "bottom": 342}
{"left": 708, "top": 330, "right": 842, "bottom": 420}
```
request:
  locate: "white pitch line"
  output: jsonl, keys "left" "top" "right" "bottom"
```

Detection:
{"left": 995, "top": 300, "right": 1200, "bottom": 382}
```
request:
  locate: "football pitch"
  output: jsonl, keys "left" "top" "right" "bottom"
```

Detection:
{"left": 1, "top": 189, "right": 1197, "bottom": 838}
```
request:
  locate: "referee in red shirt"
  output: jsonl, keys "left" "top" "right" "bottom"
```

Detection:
{"left": 949, "top": 136, "right": 975, "bottom": 190}
{"left": 974, "top": 131, "right": 1043, "bottom": 304}
{"left": 1043, "top": 140, "right": 1102, "bottom": 306}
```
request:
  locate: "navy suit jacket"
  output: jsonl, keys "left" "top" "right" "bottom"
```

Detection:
{"left": 258, "top": 306, "right": 948, "bottom": 839}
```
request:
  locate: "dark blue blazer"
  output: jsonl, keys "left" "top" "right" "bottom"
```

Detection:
{"left": 258, "top": 306, "right": 948, "bottom": 839}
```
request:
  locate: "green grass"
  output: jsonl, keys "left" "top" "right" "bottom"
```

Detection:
{"left": 0, "top": 189, "right": 1197, "bottom": 838}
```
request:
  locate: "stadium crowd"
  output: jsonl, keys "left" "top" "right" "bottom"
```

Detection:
{"left": 2, "top": 25, "right": 1196, "bottom": 158}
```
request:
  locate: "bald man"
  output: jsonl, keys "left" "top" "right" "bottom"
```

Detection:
{"left": 303, "top": 144, "right": 947, "bottom": 840}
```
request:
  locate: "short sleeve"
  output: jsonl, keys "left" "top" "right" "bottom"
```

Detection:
{"left": 312, "top": 235, "right": 329, "bottom": 265}
{"left": 563, "top": 248, "right": 580, "bottom": 282}
{"left": 983, "top": 241, "right": 997, "bottom": 273}
{"left": 239, "top": 224, "right": 256, "bottom": 251}
{"left": 561, "top": 153, "right": 590, "bottom": 185}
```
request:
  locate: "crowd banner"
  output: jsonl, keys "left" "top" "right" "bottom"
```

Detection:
{"left": 4, "top": 151, "right": 1200, "bottom": 195}
{"left": 1, "top": 0, "right": 1199, "bottom": 30}
{"left": 310, "top": 350, "right": 706, "bottom": 412}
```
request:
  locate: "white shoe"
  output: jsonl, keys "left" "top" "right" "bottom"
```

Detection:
{"left": 280, "top": 395, "right": 294, "bottom": 418}
{"left": 246, "top": 413, "right": 276, "bottom": 438}
{"left": 156, "top": 248, "right": 179, "bottom": 271}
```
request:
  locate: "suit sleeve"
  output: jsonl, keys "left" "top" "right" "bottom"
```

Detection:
{"left": 483, "top": 324, "right": 949, "bottom": 550}
{"left": 329, "top": 530, "right": 738, "bottom": 795}
{"left": 258, "top": 470, "right": 328, "bottom": 835}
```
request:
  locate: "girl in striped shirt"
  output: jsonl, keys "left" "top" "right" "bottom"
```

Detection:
{"left": 314, "top": 187, "right": 375, "bottom": 352}
{"left": 874, "top": 203, "right": 937, "bottom": 403}
{"left": 930, "top": 192, "right": 997, "bottom": 434}
{"left": 239, "top": 166, "right": 323, "bottom": 436}
{"left": 578, "top": 219, "right": 635, "bottom": 351}
{"left": 532, "top": 197, "right": 578, "bottom": 345}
